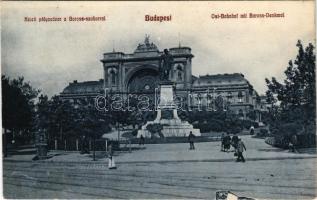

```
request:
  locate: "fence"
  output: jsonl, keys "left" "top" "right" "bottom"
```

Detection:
{"left": 48, "top": 138, "right": 120, "bottom": 151}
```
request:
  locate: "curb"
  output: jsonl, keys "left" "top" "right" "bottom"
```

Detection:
{"left": 4, "top": 155, "right": 317, "bottom": 165}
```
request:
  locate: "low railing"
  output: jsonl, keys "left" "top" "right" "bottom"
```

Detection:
{"left": 48, "top": 138, "right": 121, "bottom": 151}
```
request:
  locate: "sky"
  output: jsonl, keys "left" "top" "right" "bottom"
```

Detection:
{"left": 1, "top": 1, "right": 315, "bottom": 97}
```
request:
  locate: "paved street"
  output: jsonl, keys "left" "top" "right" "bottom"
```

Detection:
{"left": 3, "top": 136, "right": 317, "bottom": 199}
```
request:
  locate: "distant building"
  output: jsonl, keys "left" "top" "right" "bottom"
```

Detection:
{"left": 60, "top": 36, "right": 263, "bottom": 121}
{"left": 259, "top": 95, "right": 272, "bottom": 112}
{"left": 191, "top": 73, "right": 261, "bottom": 120}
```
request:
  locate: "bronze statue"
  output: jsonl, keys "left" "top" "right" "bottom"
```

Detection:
{"left": 159, "top": 49, "right": 173, "bottom": 81}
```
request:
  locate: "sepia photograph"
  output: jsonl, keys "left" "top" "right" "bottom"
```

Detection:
{"left": 1, "top": 1, "right": 316, "bottom": 199}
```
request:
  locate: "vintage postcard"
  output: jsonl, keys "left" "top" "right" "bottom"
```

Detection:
{"left": 1, "top": 1, "right": 316, "bottom": 199}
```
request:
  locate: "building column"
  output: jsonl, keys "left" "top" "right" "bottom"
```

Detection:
{"left": 185, "top": 58, "right": 192, "bottom": 89}
{"left": 103, "top": 64, "right": 108, "bottom": 89}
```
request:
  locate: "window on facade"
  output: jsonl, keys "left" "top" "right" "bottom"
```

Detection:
{"left": 178, "top": 71, "right": 182, "bottom": 81}
{"left": 227, "top": 92, "right": 232, "bottom": 98}
{"left": 223, "top": 101, "right": 227, "bottom": 111}
{"left": 238, "top": 109, "right": 244, "bottom": 118}
{"left": 215, "top": 96, "right": 223, "bottom": 111}
{"left": 110, "top": 70, "right": 116, "bottom": 85}
{"left": 238, "top": 91, "right": 243, "bottom": 102}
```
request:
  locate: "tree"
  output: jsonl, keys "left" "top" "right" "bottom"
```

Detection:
{"left": 35, "top": 94, "right": 112, "bottom": 152}
{"left": 36, "top": 95, "right": 72, "bottom": 141}
{"left": 2, "top": 75, "right": 40, "bottom": 148}
{"left": 265, "top": 41, "right": 315, "bottom": 145}
{"left": 266, "top": 41, "right": 315, "bottom": 112}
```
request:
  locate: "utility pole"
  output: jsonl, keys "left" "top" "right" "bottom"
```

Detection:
{"left": 93, "top": 130, "right": 96, "bottom": 161}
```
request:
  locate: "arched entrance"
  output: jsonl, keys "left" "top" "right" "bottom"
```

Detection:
{"left": 127, "top": 68, "right": 159, "bottom": 94}
{"left": 126, "top": 67, "right": 159, "bottom": 122}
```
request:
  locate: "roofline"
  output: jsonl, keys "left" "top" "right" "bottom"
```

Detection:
{"left": 100, "top": 54, "right": 194, "bottom": 63}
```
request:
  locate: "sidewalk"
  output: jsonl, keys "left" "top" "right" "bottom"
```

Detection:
{"left": 4, "top": 136, "right": 317, "bottom": 164}
{"left": 115, "top": 136, "right": 317, "bottom": 163}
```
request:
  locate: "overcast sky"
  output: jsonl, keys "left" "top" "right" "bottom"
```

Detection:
{"left": 2, "top": 1, "right": 315, "bottom": 97}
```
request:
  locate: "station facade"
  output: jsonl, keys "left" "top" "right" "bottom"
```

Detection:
{"left": 60, "top": 37, "right": 262, "bottom": 120}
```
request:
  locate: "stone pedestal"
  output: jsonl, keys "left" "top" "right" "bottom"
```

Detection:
{"left": 158, "top": 82, "right": 175, "bottom": 109}
{"left": 35, "top": 130, "right": 49, "bottom": 160}
{"left": 36, "top": 143, "right": 48, "bottom": 160}
{"left": 137, "top": 82, "right": 200, "bottom": 138}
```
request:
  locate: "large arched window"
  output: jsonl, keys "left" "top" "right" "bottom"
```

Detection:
{"left": 127, "top": 68, "right": 159, "bottom": 93}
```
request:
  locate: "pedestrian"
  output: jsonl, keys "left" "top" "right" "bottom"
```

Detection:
{"left": 108, "top": 143, "right": 117, "bottom": 169}
{"left": 250, "top": 126, "right": 255, "bottom": 135}
{"left": 231, "top": 135, "right": 239, "bottom": 152}
{"left": 188, "top": 131, "right": 196, "bottom": 150}
{"left": 289, "top": 134, "right": 298, "bottom": 153}
{"left": 236, "top": 138, "right": 246, "bottom": 162}
{"left": 224, "top": 134, "right": 231, "bottom": 152}
{"left": 108, "top": 143, "right": 113, "bottom": 157}
{"left": 220, "top": 133, "right": 225, "bottom": 152}
{"left": 139, "top": 134, "right": 145, "bottom": 145}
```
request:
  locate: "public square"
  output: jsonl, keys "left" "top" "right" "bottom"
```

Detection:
{"left": 3, "top": 136, "right": 317, "bottom": 199}
{"left": 2, "top": 2, "right": 316, "bottom": 200}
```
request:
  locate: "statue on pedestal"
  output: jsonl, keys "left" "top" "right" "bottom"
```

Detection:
{"left": 159, "top": 49, "right": 173, "bottom": 82}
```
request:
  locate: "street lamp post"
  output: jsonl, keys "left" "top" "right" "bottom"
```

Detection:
{"left": 93, "top": 129, "right": 96, "bottom": 161}
{"left": 117, "top": 122, "right": 120, "bottom": 149}
{"left": 35, "top": 95, "right": 49, "bottom": 160}
{"left": 87, "top": 108, "right": 96, "bottom": 161}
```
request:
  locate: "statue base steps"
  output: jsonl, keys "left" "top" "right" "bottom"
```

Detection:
{"left": 137, "top": 83, "right": 200, "bottom": 138}
{"left": 137, "top": 120, "right": 201, "bottom": 138}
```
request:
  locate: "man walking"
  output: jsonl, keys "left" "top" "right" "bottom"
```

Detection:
{"left": 236, "top": 138, "right": 246, "bottom": 162}
{"left": 188, "top": 131, "right": 196, "bottom": 150}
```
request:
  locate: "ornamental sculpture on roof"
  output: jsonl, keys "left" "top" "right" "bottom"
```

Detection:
{"left": 135, "top": 34, "right": 159, "bottom": 53}
{"left": 144, "top": 34, "right": 150, "bottom": 46}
